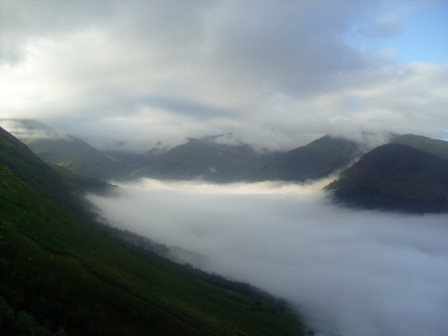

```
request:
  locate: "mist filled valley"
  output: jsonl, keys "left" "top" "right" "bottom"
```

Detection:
{"left": 2, "top": 2, "right": 448, "bottom": 335}
{"left": 88, "top": 178, "right": 448, "bottom": 336}
{"left": 2, "top": 119, "right": 448, "bottom": 336}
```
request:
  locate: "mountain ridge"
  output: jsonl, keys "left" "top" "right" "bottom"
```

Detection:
{"left": 251, "top": 135, "right": 361, "bottom": 182}
{"left": 137, "top": 136, "right": 277, "bottom": 182}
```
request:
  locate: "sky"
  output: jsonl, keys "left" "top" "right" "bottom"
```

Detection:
{"left": 0, "top": 0, "right": 447, "bottom": 151}
{"left": 88, "top": 178, "right": 448, "bottom": 336}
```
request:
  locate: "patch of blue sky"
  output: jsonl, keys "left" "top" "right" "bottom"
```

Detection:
{"left": 386, "top": 1, "right": 448, "bottom": 63}
{"left": 346, "top": 1, "right": 448, "bottom": 64}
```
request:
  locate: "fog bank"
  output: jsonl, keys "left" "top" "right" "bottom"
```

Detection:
{"left": 88, "top": 179, "right": 448, "bottom": 336}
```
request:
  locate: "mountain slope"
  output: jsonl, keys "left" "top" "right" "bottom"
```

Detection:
{"left": 26, "top": 136, "right": 127, "bottom": 180}
{"left": 0, "top": 128, "right": 304, "bottom": 336}
{"left": 0, "top": 126, "right": 86, "bottom": 213}
{"left": 392, "top": 133, "right": 448, "bottom": 161}
{"left": 137, "top": 136, "right": 273, "bottom": 182}
{"left": 51, "top": 164, "right": 116, "bottom": 196}
{"left": 0, "top": 119, "right": 127, "bottom": 180}
{"left": 327, "top": 143, "right": 448, "bottom": 213}
{"left": 251, "top": 136, "right": 360, "bottom": 182}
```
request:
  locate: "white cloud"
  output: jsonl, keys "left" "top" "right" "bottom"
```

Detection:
{"left": 88, "top": 178, "right": 448, "bottom": 336}
{"left": 0, "top": 1, "right": 447, "bottom": 151}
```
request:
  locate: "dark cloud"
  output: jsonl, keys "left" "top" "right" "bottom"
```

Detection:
{"left": 205, "top": 1, "right": 373, "bottom": 95}
{"left": 88, "top": 179, "right": 448, "bottom": 336}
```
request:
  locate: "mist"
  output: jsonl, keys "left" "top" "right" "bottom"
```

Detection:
{"left": 87, "top": 178, "right": 448, "bottom": 336}
{"left": 0, "top": 119, "right": 69, "bottom": 141}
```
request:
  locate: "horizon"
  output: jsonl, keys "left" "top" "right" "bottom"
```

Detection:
{"left": 1, "top": 118, "right": 447, "bottom": 156}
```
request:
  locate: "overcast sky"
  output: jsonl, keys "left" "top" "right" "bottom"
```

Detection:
{"left": 1, "top": 1, "right": 447, "bottom": 151}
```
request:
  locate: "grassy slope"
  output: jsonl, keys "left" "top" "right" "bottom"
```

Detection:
{"left": 0, "top": 129, "right": 304, "bottom": 335}
{"left": 0, "top": 127, "right": 86, "bottom": 214}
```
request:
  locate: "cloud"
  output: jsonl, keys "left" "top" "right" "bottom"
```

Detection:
{"left": 0, "top": 119, "right": 68, "bottom": 140}
{"left": 0, "top": 1, "right": 447, "bottom": 152}
{"left": 88, "top": 178, "right": 448, "bottom": 336}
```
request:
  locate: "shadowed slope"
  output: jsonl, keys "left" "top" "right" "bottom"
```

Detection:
{"left": 327, "top": 143, "right": 448, "bottom": 213}
{"left": 138, "top": 137, "right": 272, "bottom": 182}
{"left": 252, "top": 136, "right": 360, "bottom": 182}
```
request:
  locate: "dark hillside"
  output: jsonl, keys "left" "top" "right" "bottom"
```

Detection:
{"left": 138, "top": 137, "right": 270, "bottom": 182}
{"left": 392, "top": 134, "right": 448, "bottom": 161}
{"left": 252, "top": 136, "right": 360, "bottom": 182}
{"left": 327, "top": 143, "right": 448, "bottom": 213}
{"left": 51, "top": 164, "right": 116, "bottom": 196}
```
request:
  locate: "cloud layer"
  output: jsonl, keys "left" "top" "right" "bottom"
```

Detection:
{"left": 1, "top": 1, "right": 447, "bottom": 151}
{"left": 88, "top": 179, "right": 448, "bottom": 336}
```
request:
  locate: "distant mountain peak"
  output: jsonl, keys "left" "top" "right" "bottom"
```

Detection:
{"left": 197, "top": 133, "right": 244, "bottom": 147}
{"left": 251, "top": 135, "right": 361, "bottom": 182}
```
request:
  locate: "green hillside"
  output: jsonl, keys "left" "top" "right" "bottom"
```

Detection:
{"left": 251, "top": 136, "right": 360, "bottom": 182}
{"left": 0, "top": 126, "right": 86, "bottom": 213}
{"left": 327, "top": 143, "right": 448, "bottom": 213}
{"left": 0, "top": 127, "right": 304, "bottom": 336}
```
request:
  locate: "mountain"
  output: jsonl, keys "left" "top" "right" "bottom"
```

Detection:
{"left": 392, "top": 133, "right": 448, "bottom": 161}
{"left": 0, "top": 119, "right": 127, "bottom": 180}
{"left": 0, "top": 126, "right": 86, "bottom": 213}
{"left": 327, "top": 142, "right": 448, "bottom": 213}
{"left": 251, "top": 136, "right": 361, "bottom": 182}
{"left": 51, "top": 164, "right": 116, "bottom": 196}
{"left": 0, "top": 126, "right": 305, "bottom": 336}
{"left": 136, "top": 135, "right": 277, "bottom": 182}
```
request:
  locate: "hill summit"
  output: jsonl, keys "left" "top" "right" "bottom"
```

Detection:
{"left": 327, "top": 139, "right": 448, "bottom": 213}
{"left": 252, "top": 136, "right": 361, "bottom": 182}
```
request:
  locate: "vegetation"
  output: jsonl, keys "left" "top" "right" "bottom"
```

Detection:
{"left": 0, "top": 126, "right": 305, "bottom": 336}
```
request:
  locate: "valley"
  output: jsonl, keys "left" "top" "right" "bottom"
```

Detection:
{"left": 1, "top": 120, "right": 448, "bottom": 336}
